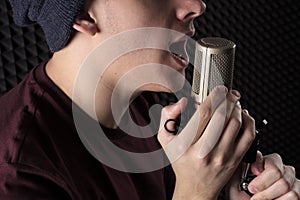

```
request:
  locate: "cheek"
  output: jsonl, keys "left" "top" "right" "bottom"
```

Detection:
{"left": 110, "top": 2, "right": 171, "bottom": 28}
{"left": 126, "top": 49, "right": 170, "bottom": 66}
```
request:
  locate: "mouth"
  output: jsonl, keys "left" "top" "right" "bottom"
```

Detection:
{"left": 168, "top": 39, "right": 189, "bottom": 68}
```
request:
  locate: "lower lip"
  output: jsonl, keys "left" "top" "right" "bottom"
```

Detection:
{"left": 170, "top": 52, "right": 188, "bottom": 69}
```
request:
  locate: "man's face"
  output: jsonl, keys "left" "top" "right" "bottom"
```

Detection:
{"left": 91, "top": 0, "right": 206, "bottom": 92}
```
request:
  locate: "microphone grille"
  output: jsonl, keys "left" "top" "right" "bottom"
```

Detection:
{"left": 192, "top": 50, "right": 202, "bottom": 95}
{"left": 192, "top": 37, "right": 236, "bottom": 102}
{"left": 209, "top": 51, "right": 235, "bottom": 92}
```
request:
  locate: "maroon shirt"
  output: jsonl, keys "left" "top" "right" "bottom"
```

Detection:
{"left": 0, "top": 63, "right": 175, "bottom": 199}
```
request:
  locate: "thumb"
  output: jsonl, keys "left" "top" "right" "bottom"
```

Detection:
{"left": 158, "top": 97, "right": 188, "bottom": 147}
{"left": 251, "top": 151, "right": 264, "bottom": 176}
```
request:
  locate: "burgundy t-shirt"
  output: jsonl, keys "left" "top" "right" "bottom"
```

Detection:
{"left": 0, "top": 63, "right": 175, "bottom": 199}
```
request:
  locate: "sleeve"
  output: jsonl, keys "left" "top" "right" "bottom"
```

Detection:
{"left": 0, "top": 162, "right": 72, "bottom": 200}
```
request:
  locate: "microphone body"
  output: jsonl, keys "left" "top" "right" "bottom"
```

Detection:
{"left": 192, "top": 37, "right": 236, "bottom": 103}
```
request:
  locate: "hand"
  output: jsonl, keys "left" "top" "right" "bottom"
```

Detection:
{"left": 226, "top": 151, "right": 300, "bottom": 200}
{"left": 157, "top": 86, "right": 256, "bottom": 200}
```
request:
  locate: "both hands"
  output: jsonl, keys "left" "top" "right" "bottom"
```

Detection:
{"left": 157, "top": 86, "right": 300, "bottom": 200}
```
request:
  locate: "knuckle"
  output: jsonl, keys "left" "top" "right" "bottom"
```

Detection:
{"left": 161, "top": 105, "right": 168, "bottom": 112}
{"left": 212, "top": 156, "right": 237, "bottom": 172}
{"left": 227, "top": 91, "right": 239, "bottom": 103}
{"left": 248, "top": 128, "right": 256, "bottom": 141}
{"left": 289, "top": 166, "right": 296, "bottom": 176}
{"left": 228, "top": 117, "right": 242, "bottom": 133}
{"left": 161, "top": 104, "right": 174, "bottom": 115}
{"left": 244, "top": 114, "right": 255, "bottom": 130}
{"left": 198, "top": 156, "right": 210, "bottom": 167}
{"left": 243, "top": 110, "right": 255, "bottom": 122}
{"left": 161, "top": 106, "right": 168, "bottom": 117}
{"left": 232, "top": 116, "right": 242, "bottom": 128}
{"left": 269, "top": 166, "right": 283, "bottom": 179}
{"left": 271, "top": 153, "right": 283, "bottom": 162}
{"left": 198, "top": 106, "right": 212, "bottom": 121}
{"left": 278, "top": 178, "right": 291, "bottom": 192}
{"left": 213, "top": 156, "right": 226, "bottom": 168}
{"left": 249, "top": 113, "right": 255, "bottom": 121}
{"left": 249, "top": 116, "right": 255, "bottom": 126}
{"left": 287, "top": 191, "right": 299, "bottom": 199}
{"left": 294, "top": 179, "right": 300, "bottom": 196}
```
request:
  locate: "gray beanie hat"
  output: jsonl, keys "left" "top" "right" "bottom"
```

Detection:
{"left": 9, "top": 0, "right": 84, "bottom": 52}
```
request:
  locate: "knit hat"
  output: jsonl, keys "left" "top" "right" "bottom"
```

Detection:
{"left": 9, "top": 0, "right": 84, "bottom": 52}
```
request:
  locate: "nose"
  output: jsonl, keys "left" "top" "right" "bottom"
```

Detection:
{"left": 175, "top": 0, "right": 206, "bottom": 22}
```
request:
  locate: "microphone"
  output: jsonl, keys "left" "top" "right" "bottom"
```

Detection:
{"left": 192, "top": 37, "right": 259, "bottom": 196}
{"left": 192, "top": 37, "right": 236, "bottom": 103}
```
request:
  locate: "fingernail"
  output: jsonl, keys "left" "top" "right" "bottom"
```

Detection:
{"left": 249, "top": 185, "right": 258, "bottom": 194}
{"left": 230, "top": 90, "right": 241, "bottom": 98}
{"left": 243, "top": 109, "right": 249, "bottom": 115}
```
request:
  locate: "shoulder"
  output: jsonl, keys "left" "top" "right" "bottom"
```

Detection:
{"left": 0, "top": 65, "right": 75, "bottom": 199}
{"left": 0, "top": 67, "right": 44, "bottom": 164}
{"left": 0, "top": 162, "right": 72, "bottom": 199}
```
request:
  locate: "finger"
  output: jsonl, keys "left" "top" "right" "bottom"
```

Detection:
{"left": 232, "top": 109, "right": 256, "bottom": 162}
{"left": 251, "top": 171, "right": 297, "bottom": 200}
{"left": 216, "top": 101, "right": 242, "bottom": 152}
{"left": 251, "top": 151, "right": 264, "bottom": 176}
{"left": 186, "top": 85, "right": 229, "bottom": 144}
{"left": 276, "top": 190, "right": 300, "bottom": 200}
{"left": 251, "top": 177, "right": 291, "bottom": 200}
{"left": 293, "top": 179, "right": 300, "bottom": 198}
{"left": 195, "top": 89, "right": 241, "bottom": 158}
{"left": 283, "top": 166, "right": 297, "bottom": 187}
{"left": 158, "top": 97, "right": 188, "bottom": 147}
{"left": 264, "top": 153, "right": 284, "bottom": 174}
{"left": 226, "top": 90, "right": 242, "bottom": 119}
{"left": 254, "top": 166, "right": 296, "bottom": 199}
{"left": 248, "top": 153, "right": 284, "bottom": 194}
{"left": 159, "top": 86, "right": 228, "bottom": 160}
{"left": 159, "top": 97, "right": 188, "bottom": 129}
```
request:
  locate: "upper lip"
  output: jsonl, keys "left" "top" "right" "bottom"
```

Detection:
{"left": 167, "top": 25, "right": 195, "bottom": 64}
{"left": 168, "top": 39, "right": 188, "bottom": 62}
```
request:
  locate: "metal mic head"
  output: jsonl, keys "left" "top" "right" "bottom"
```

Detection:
{"left": 192, "top": 37, "right": 236, "bottom": 103}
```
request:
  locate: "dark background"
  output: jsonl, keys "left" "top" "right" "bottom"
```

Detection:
{"left": 1, "top": 0, "right": 299, "bottom": 181}
{"left": 194, "top": 0, "right": 300, "bottom": 179}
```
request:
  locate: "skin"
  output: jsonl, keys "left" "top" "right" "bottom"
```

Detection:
{"left": 47, "top": 0, "right": 204, "bottom": 127}
{"left": 45, "top": 0, "right": 300, "bottom": 199}
{"left": 159, "top": 87, "right": 300, "bottom": 200}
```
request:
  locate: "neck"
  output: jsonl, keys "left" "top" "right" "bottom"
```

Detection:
{"left": 46, "top": 40, "right": 134, "bottom": 129}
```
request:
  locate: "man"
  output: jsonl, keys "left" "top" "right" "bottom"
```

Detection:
{"left": 0, "top": 0, "right": 299, "bottom": 199}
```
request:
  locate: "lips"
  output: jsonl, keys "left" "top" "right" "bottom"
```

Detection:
{"left": 170, "top": 51, "right": 188, "bottom": 67}
{"left": 168, "top": 40, "right": 189, "bottom": 68}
